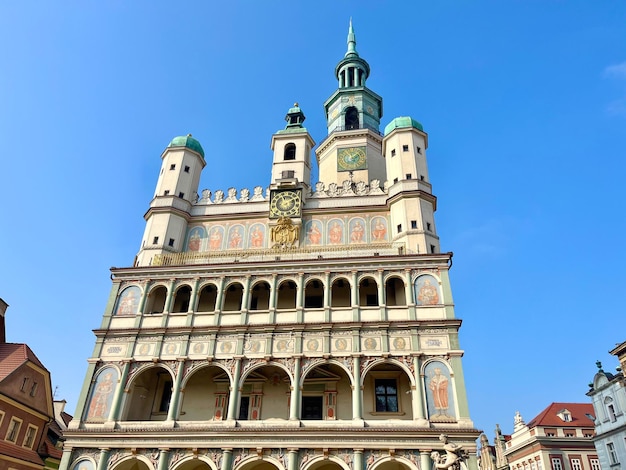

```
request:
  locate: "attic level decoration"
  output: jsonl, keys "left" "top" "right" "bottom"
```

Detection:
{"left": 270, "top": 217, "right": 300, "bottom": 249}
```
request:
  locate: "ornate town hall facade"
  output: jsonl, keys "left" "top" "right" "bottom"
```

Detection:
{"left": 61, "top": 23, "right": 479, "bottom": 470}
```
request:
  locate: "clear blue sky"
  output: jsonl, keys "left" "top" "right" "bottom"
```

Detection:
{"left": 1, "top": 1, "right": 625, "bottom": 437}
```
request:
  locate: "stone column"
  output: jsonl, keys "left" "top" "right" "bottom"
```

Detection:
{"left": 59, "top": 448, "right": 73, "bottom": 470}
{"left": 296, "top": 272, "right": 304, "bottom": 323}
{"left": 324, "top": 271, "right": 331, "bottom": 322}
{"left": 221, "top": 449, "right": 233, "bottom": 470}
{"left": 189, "top": 278, "right": 200, "bottom": 312}
{"left": 240, "top": 275, "right": 251, "bottom": 323}
{"left": 352, "top": 356, "right": 362, "bottom": 419}
{"left": 138, "top": 280, "right": 151, "bottom": 314}
{"left": 420, "top": 451, "right": 432, "bottom": 470}
{"left": 166, "top": 360, "right": 185, "bottom": 421}
{"left": 351, "top": 271, "right": 358, "bottom": 307}
{"left": 412, "top": 356, "right": 426, "bottom": 420}
{"left": 288, "top": 449, "right": 299, "bottom": 470}
{"left": 353, "top": 449, "right": 364, "bottom": 470}
{"left": 96, "top": 449, "right": 110, "bottom": 470}
{"left": 108, "top": 360, "right": 131, "bottom": 422}
{"left": 215, "top": 277, "right": 226, "bottom": 312}
{"left": 71, "top": 358, "right": 99, "bottom": 426}
{"left": 226, "top": 359, "right": 242, "bottom": 420}
{"left": 164, "top": 279, "right": 176, "bottom": 313}
{"left": 268, "top": 274, "right": 278, "bottom": 323}
{"left": 289, "top": 357, "right": 302, "bottom": 420}
{"left": 156, "top": 449, "right": 170, "bottom": 470}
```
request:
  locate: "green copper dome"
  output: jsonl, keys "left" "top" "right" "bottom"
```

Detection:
{"left": 167, "top": 134, "right": 205, "bottom": 158}
{"left": 384, "top": 116, "right": 424, "bottom": 135}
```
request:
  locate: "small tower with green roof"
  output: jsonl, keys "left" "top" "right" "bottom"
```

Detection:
{"left": 135, "top": 134, "right": 206, "bottom": 266}
{"left": 316, "top": 20, "right": 386, "bottom": 186}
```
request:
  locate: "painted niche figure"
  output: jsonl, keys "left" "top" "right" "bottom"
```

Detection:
{"left": 372, "top": 218, "right": 387, "bottom": 241}
{"left": 87, "top": 372, "right": 115, "bottom": 420}
{"left": 188, "top": 231, "right": 202, "bottom": 251}
{"left": 229, "top": 228, "right": 242, "bottom": 249}
{"left": 116, "top": 290, "right": 137, "bottom": 315}
{"left": 329, "top": 221, "right": 343, "bottom": 244}
{"left": 429, "top": 367, "right": 449, "bottom": 415}
{"left": 307, "top": 223, "right": 322, "bottom": 245}
{"left": 250, "top": 226, "right": 264, "bottom": 248}
{"left": 209, "top": 228, "right": 223, "bottom": 250}
{"left": 350, "top": 221, "right": 365, "bottom": 243}
{"left": 418, "top": 279, "right": 439, "bottom": 305}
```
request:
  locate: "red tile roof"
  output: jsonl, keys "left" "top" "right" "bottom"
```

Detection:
{"left": 0, "top": 343, "right": 47, "bottom": 380}
{"left": 527, "top": 402, "right": 595, "bottom": 428}
{"left": 0, "top": 440, "right": 45, "bottom": 466}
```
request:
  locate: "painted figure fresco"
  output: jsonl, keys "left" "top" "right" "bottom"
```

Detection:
{"left": 208, "top": 226, "right": 224, "bottom": 250}
{"left": 228, "top": 225, "right": 244, "bottom": 249}
{"left": 371, "top": 217, "right": 387, "bottom": 241}
{"left": 415, "top": 275, "right": 441, "bottom": 305}
{"left": 349, "top": 218, "right": 366, "bottom": 243}
{"left": 425, "top": 361, "right": 456, "bottom": 422}
{"left": 114, "top": 286, "right": 140, "bottom": 315}
{"left": 249, "top": 223, "right": 265, "bottom": 248}
{"left": 328, "top": 219, "right": 344, "bottom": 244}
{"left": 72, "top": 460, "right": 95, "bottom": 470}
{"left": 305, "top": 220, "right": 323, "bottom": 245}
{"left": 186, "top": 226, "right": 206, "bottom": 252}
{"left": 85, "top": 367, "right": 118, "bottom": 421}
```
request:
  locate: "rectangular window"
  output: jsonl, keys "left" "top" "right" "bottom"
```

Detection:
{"left": 406, "top": 173, "right": 412, "bottom": 179}
{"left": 29, "top": 382, "right": 38, "bottom": 397}
{"left": 417, "top": 146, "right": 422, "bottom": 154}
{"left": 281, "top": 170, "right": 295, "bottom": 179}
{"left": 153, "top": 236, "right": 159, "bottom": 244}
{"left": 551, "top": 458, "right": 563, "bottom": 470}
{"left": 411, "top": 220, "right": 417, "bottom": 229}
{"left": 391, "top": 149, "right": 396, "bottom": 157}
{"left": 397, "top": 224, "right": 402, "bottom": 233}
{"left": 393, "top": 177, "right": 398, "bottom": 184}
{"left": 23, "top": 424, "right": 37, "bottom": 449}
{"left": 170, "top": 164, "right": 176, "bottom": 170}
{"left": 375, "top": 379, "right": 398, "bottom": 412}
{"left": 426, "top": 222, "right": 432, "bottom": 231}
{"left": 164, "top": 190, "right": 170, "bottom": 196}
{"left": 184, "top": 165, "right": 190, "bottom": 173}
{"left": 607, "top": 443, "right": 618, "bottom": 465}
{"left": 570, "top": 459, "right": 582, "bottom": 470}
{"left": 178, "top": 192, "right": 185, "bottom": 198}
{"left": 301, "top": 396, "right": 323, "bottom": 420}
{"left": 238, "top": 396, "right": 250, "bottom": 420}
{"left": 158, "top": 380, "right": 173, "bottom": 413}
{"left": 565, "top": 431, "right": 575, "bottom": 437}
{"left": 420, "top": 175, "right": 425, "bottom": 180}
{"left": 402, "top": 145, "right": 409, "bottom": 151}
{"left": 168, "top": 238, "right": 175, "bottom": 247}
{"left": 590, "top": 458, "right": 600, "bottom": 470}
{"left": 430, "top": 244, "right": 436, "bottom": 254}
{"left": 20, "top": 377, "right": 29, "bottom": 392}
{"left": 6, "top": 417, "right": 22, "bottom": 443}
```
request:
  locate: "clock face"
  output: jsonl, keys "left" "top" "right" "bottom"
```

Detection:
{"left": 269, "top": 189, "right": 302, "bottom": 218}
{"left": 337, "top": 146, "right": 367, "bottom": 172}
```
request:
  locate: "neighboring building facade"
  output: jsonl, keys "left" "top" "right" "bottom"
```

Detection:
{"left": 478, "top": 426, "right": 509, "bottom": 470}
{"left": 588, "top": 341, "right": 626, "bottom": 469}
{"left": 0, "top": 298, "right": 58, "bottom": 470}
{"left": 61, "top": 24, "right": 479, "bottom": 470}
{"left": 504, "top": 404, "right": 599, "bottom": 470}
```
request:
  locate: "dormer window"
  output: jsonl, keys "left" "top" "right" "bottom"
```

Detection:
{"left": 284, "top": 143, "right": 296, "bottom": 161}
{"left": 557, "top": 409, "right": 572, "bottom": 422}
{"left": 345, "top": 107, "right": 359, "bottom": 130}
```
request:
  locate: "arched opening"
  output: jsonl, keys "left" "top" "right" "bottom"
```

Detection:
{"left": 110, "top": 458, "right": 151, "bottom": 470}
{"left": 331, "top": 278, "right": 351, "bottom": 307}
{"left": 304, "top": 279, "right": 324, "bottom": 308}
{"left": 370, "top": 460, "right": 415, "bottom": 470}
{"left": 239, "top": 365, "right": 290, "bottom": 420}
{"left": 172, "top": 459, "right": 214, "bottom": 470}
{"left": 122, "top": 367, "right": 173, "bottom": 421}
{"left": 172, "top": 285, "right": 192, "bottom": 313}
{"left": 249, "top": 281, "right": 271, "bottom": 311}
{"left": 223, "top": 283, "right": 244, "bottom": 311}
{"left": 237, "top": 459, "right": 282, "bottom": 470}
{"left": 179, "top": 365, "right": 230, "bottom": 421}
{"left": 276, "top": 280, "right": 296, "bottom": 309}
{"left": 144, "top": 286, "right": 167, "bottom": 314}
{"left": 385, "top": 277, "right": 406, "bottom": 306}
{"left": 345, "top": 107, "right": 359, "bottom": 130}
{"left": 284, "top": 143, "right": 296, "bottom": 161}
{"left": 197, "top": 284, "right": 218, "bottom": 312}
{"left": 301, "top": 363, "right": 352, "bottom": 420}
{"left": 362, "top": 362, "right": 413, "bottom": 421}
{"left": 359, "top": 277, "right": 379, "bottom": 306}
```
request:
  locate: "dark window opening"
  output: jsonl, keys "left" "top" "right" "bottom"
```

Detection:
{"left": 30, "top": 382, "right": 38, "bottom": 397}
{"left": 391, "top": 149, "right": 396, "bottom": 157}
{"left": 168, "top": 238, "right": 175, "bottom": 247}
{"left": 178, "top": 192, "right": 185, "bottom": 198}
{"left": 411, "top": 220, "right": 417, "bottom": 229}
{"left": 430, "top": 244, "right": 436, "bottom": 254}
{"left": 20, "top": 377, "right": 29, "bottom": 392}
{"left": 284, "top": 143, "right": 296, "bottom": 161}
{"left": 164, "top": 190, "right": 170, "bottom": 196}
{"left": 420, "top": 175, "right": 425, "bottom": 181}
{"left": 238, "top": 396, "right": 250, "bottom": 420}
{"left": 397, "top": 224, "right": 402, "bottom": 233}
{"left": 282, "top": 170, "right": 295, "bottom": 179}
{"left": 375, "top": 379, "right": 398, "bottom": 412}
{"left": 366, "top": 294, "right": 378, "bottom": 306}
{"left": 153, "top": 236, "right": 159, "bottom": 244}
{"left": 345, "top": 107, "right": 359, "bottom": 130}
{"left": 417, "top": 146, "right": 422, "bottom": 154}
{"left": 426, "top": 222, "right": 432, "bottom": 231}
{"left": 301, "top": 396, "right": 323, "bottom": 419}
{"left": 184, "top": 165, "right": 190, "bottom": 173}
{"left": 393, "top": 178, "right": 398, "bottom": 184}
{"left": 406, "top": 174, "right": 412, "bottom": 179}
{"left": 159, "top": 380, "right": 172, "bottom": 412}
{"left": 170, "top": 164, "right": 176, "bottom": 170}
{"left": 403, "top": 145, "right": 409, "bottom": 151}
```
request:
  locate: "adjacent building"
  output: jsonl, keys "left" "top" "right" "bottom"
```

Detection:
{"left": 61, "top": 23, "right": 480, "bottom": 470}
{"left": 504, "top": 404, "right": 598, "bottom": 470}
{"left": 588, "top": 341, "right": 626, "bottom": 469}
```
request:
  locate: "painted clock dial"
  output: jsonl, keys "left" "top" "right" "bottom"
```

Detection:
{"left": 337, "top": 146, "right": 367, "bottom": 172}
{"left": 269, "top": 189, "right": 302, "bottom": 219}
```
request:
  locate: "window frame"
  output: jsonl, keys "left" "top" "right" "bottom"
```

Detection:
{"left": 369, "top": 371, "right": 404, "bottom": 415}
{"left": 22, "top": 424, "right": 38, "bottom": 449}
{"left": 6, "top": 417, "right": 23, "bottom": 443}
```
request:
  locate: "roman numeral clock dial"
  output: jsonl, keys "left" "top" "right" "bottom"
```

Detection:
{"left": 269, "top": 189, "right": 302, "bottom": 219}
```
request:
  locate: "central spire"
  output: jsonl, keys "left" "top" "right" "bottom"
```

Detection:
{"left": 346, "top": 17, "right": 357, "bottom": 56}
{"left": 335, "top": 19, "right": 370, "bottom": 88}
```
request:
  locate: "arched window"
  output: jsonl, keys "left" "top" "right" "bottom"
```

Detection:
{"left": 345, "top": 107, "right": 359, "bottom": 130}
{"left": 284, "top": 143, "right": 296, "bottom": 161}
{"left": 249, "top": 282, "right": 270, "bottom": 310}
{"left": 197, "top": 284, "right": 217, "bottom": 312}
{"left": 331, "top": 278, "right": 351, "bottom": 307}
{"left": 304, "top": 279, "right": 324, "bottom": 308}
{"left": 276, "top": 280, "right": 297, "bottom": 309}
{"left": 359, "top": 277, "right": 379, "bottom": 306}
{"left": 144, "top": 286, "right": 167, "bottom": 314}
{"left": 171, "top": 285, "right": 191, "bottom": 313}
{"left": 385, "top": 277, "right": 406, "bottom": 306}
{"left": 223, "top": 283, "right": 244, "bottom": 311}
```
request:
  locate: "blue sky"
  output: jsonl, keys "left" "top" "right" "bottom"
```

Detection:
{"left": 1, "top": 1, "right": 625, "bottom": 437}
